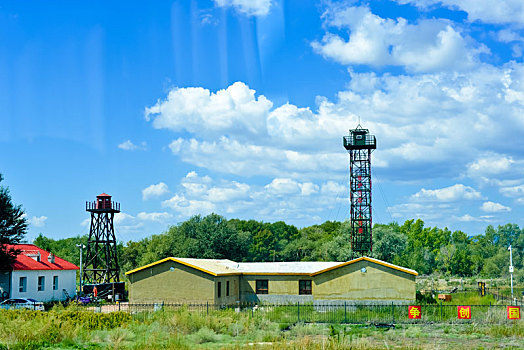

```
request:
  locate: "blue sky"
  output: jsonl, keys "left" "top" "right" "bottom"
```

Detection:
{"left": 2, "top": 0, "right": 524, "bottom": 242}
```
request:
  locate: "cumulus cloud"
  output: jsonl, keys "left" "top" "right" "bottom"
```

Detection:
{"left": 388, "top": 202, "right": 454, "bottom": 222}
{"left": 118, "top": 140, "right": 147, "bottom": 151}
{"left": 146, "top": 54, "right": 524, "bottom": 228}
{"left": 29, "top": 216, "right": 47, "bottom": 227}
{"left": 265, "top": 178, "right": 301, "bottom": 195}
{"left": 480, "top": 201, "right": 511, "bottom": 212}
{"left": 312, "top": 5, "right": 485, "bottom": 72}
{"left": 142, "top": 182, "right": 169, "bottom": 200}
{"left": 500, "top": 184, "right": 524, "bottom": 198}
{"left": 160, "top": 172, "right": 344, "bottom": 224}
{"left": 411, "top": 184, "right": 483, "bottom": 202}
{"left": 145, "top": 82, "right": 272, "bottom": 138}
{"left": 456, "top": 214, "right": 494, "bottom": 222}
{"left": 397, "top": 0, "right": 524, "bottom": 27}
{"left": 136, "top": 211, "right": 173, "bottom": 222}
{"left": 466, "top": 153, "right": 515, "bottom": 177}
{"left": 213, "top": 0, "right": 272, "bottom": 17}
{"left": 147, "top": 67, "right": 524, "bottom": 182}
{"left": 166, "top": 136, "right": 346, "bottom": 179}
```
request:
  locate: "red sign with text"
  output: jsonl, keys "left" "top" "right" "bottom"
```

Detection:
{"left": 457, "top": 306, "right": 471, "bottom": 319}
{"left": 507, "top": 306, "right": 520, "bottom": 320}
{"left": 408, "top": 306, "right": 421, "bottom": 319}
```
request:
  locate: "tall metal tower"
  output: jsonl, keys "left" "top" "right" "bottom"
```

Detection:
{"left": 83, "top": 193, "right": 121, "bottom": 285}
{"left": 343, "top": 125, "right": 376, "bottom": 256}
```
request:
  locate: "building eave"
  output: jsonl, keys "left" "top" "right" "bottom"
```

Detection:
{"left": 311, "top": 256, "right": 418, "bottom": 276}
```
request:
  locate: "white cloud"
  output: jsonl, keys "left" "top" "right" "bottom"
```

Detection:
{"left": 145, "top": 82, "right": 272, "bottom": 138}
{"left": 500, "top": 184, "right": 524, "bottom": 198}
{"left": 159, "top": 172, "right": 345, "bottom": 224}
{"left": 118, "top": 140, "right": 147, "bottom": 151}
{"left": 167, "top": 136, "right": 345, "bottom": 179}
{"left": 411, "top": 184, "right": 483, "bottom": 202}
{"left": 145, "top": 62, "right": 524, "bottom": 186}
{"left": 146, "top": 55, "right": 524, "bottom": 226}
{"left": 456, "top": 214, "right": 494, "bottom": 222}
{"left": 480, "top": 201, "right": 511, "bottom": 212}
{"left": 265, "top": 178, "right": 301, "bottom": 195}
{"left": 213, "top": 0, "right": 272, "bottom": 17}
{"left": 299, "top": 182, "right": 319, "bottom": 196}
{"left": 142, "top": 182, "right": 169, "bottom": 200}
{"left": 136, "top": 211, "right": 173, "bottom": 222}
{"left": 114, "top": 212, "right": 137, "bottom": 225}
{"left": 388, "top": 202, "right": 454, "bottom": 221}
{"left": 162, "top": 194, "right": 217, "bottom": 217}
{"left": 29, "top": 216, "right": 47, "bottom": 227}
{"left": 466, "top": 154, "right": 515, "bottom": 177}
{"left": 397, "top": 0, "right": 524, "bottom": 27}
{"left": 312, "top": 5, "right": 484, "bottom": 72}
{"left": 206, "top": 182, "right": 251, "bottom": 202}
{"left": 321, "top": 181, "right": 346, "bottom": 195}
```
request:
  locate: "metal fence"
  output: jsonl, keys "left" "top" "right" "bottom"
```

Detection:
{"left": 85, "top": 302, "right": 521, "bottom": 325}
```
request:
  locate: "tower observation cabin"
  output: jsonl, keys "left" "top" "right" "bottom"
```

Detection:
{"left": 343, "top": 125, "right": 376, "bottom": 256}
{"left": 86, "top": 193, "right": 121, "bottom": 212}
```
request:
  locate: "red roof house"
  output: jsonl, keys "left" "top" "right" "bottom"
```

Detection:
{"left": 0, "top": 244, "right": 79, "bottom": 302}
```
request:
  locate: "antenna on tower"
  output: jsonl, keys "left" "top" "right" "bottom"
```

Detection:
{"left": 343, "top": 125, "right": 376, "bottom": 256}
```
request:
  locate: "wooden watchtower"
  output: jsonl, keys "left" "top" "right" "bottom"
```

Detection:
{"left": 83, "top": 193, "right": 121, "bottom": 285}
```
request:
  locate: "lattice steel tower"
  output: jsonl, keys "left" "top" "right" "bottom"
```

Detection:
{"left": 84, "top": 193, "right": 121, "bottom": 284}
{"left": 343, "top": 125, "right": 376, "bottom": 256}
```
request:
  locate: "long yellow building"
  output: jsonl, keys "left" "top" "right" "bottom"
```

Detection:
{"left": 126, "top": 257, "right": 418, "bottom": 304}
{"left": 125, "top": 256, "right": 417, "bottom": 304}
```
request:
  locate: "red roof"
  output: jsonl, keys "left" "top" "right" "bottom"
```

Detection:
{"left": 7, "top": 244, "right": 79, "bottom": 271}
{"left": 97, "top": 193, "right": 111, "bottom": 197}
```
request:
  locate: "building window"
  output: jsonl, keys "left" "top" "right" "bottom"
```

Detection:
{"left": 19, "top": 277, "right": 27, "bottom": 293}
{"left": 226, "top": 281, "right": 230, "bottom": 297}
{"left": 38, "top": 276, "right": 45, "bottom": 291}
{"left": 53, "top": 276, "right": 58, "bottom": 290}
{"left": 217, "top": 282, "right": 222, "bottom": 298}
{"left": 299, "top": 280, "right": 312, "bottom": 295}
{"left": 256, "top": 280, "right": 268, "bottom": 294}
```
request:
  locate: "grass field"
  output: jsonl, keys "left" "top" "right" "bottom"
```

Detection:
{"left": 1, "top": 303, "right": 522, "bottom": 350}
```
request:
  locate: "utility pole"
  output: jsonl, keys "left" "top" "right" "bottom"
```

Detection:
{"left": 508, "top": 245, "right": 514, "bottom": 301}
{"left": 76, "top": 244, "right": 86, "bottom": 294}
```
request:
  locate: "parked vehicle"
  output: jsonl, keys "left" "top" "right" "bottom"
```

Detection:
{"left": 0, "top": 298, "right": 45, "bottom": 311}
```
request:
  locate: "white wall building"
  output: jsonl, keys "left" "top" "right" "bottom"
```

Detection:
{"left": 0, "top": 244, "right": 78, "bottom": 302}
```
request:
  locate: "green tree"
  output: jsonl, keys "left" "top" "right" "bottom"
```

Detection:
{"left": 0, "top": 174, "right": 28, "bottom": 269}
{"left": 33, "top": 234, "right": 88, "bottom": 266}
{"left": 178, "top": 214, "right": 250, "bottom": 260}
{"left": 372, "top": 223, "right": 407, "bottom": 263}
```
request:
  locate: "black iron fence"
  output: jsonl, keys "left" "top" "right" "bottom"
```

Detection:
{"left": 84, "top": 302, "right": 522, "bottom": 325}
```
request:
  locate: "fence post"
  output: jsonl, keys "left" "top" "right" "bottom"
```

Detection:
{"left": 391, "top": 302, "right": 394, "bottom": 323}
{"left": 440, "top": 301, "right": 443, "bottom": 322}
{"left": 344, "top": 301, "right": 347, "bottom": 324}
{"left": 297, "top": 302, "right": 300, "bottom": 323}
{"left": 206, "top": 301, "right": 209, "bottom": 315}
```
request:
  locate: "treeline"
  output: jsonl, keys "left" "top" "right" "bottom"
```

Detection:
{"left": 33, "top": 214, "right": 524, "bottom": 281}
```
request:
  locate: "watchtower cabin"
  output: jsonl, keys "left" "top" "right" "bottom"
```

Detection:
{"left": 86, "top": 193, "right": 120, "bottom": 212}
{"left": 84, "top": 193, "right": 121, "bottom": 293}
{"left": 343, "top": 125, "right": 376, "bottom": 256}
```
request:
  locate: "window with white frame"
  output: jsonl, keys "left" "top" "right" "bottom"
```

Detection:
{"left": 19, "top": 277, "right": 27, "bottom": 293}
{"left": 38, "top": 276, "right": 45, "bottom": 291}
{"left": 53, "top": 276, "right": 58, "bottom": 290}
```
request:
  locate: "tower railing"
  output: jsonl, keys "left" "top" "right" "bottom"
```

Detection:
{"left": 86, "top": 201, "right": 121, "bottom": 211}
